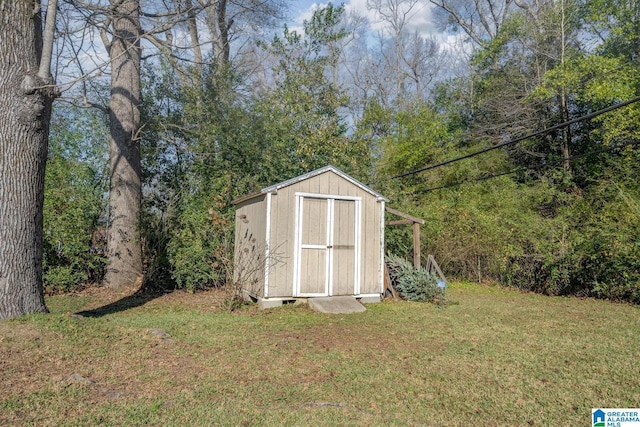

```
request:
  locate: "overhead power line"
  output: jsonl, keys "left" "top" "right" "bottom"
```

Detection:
{"left": 391, "top": 95, "right": 640, "bottom": 180}
{"left": 413, "top": 140, "right": 640, "bottom": 194}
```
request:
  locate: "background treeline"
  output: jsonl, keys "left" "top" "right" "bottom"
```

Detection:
{"left": 45, "top": 0, "right": 640, "bottom": 303}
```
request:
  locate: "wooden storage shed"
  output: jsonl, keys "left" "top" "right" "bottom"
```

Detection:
{"left": 233, "top": 165, "right": 388, "bottom": 308}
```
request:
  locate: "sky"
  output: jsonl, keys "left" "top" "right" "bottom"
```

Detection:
{"left": 290, "top": 0, "right": 436, "bottom": 31}
{"left": 287, "top": 0, "right": 464, "bottom": 53}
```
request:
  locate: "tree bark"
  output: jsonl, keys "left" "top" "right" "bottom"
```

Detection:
{"left": 184, "top": 0, "right": 203, "bottom": 80}
{"left": 559, "top": 90, "right": 571, "bottom": 171}
{"left": 202, "top": 0, "right": 231, "bottom": 76}
{"left": 0, "top": 0, "right": 57, "bottom": 319}
{"left": 104, "top": 0, "right": 144, "bottom": 289}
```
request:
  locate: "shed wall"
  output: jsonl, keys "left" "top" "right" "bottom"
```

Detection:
{"left": 234, "top": 195, "right": 267, "bottom": 297}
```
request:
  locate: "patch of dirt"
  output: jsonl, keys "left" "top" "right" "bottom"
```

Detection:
{"left": 1, "top": 323, "right": 214, "bottom": 423}
{"left": 69, "top": 284, "right": 229, "bottom": 314}
{"left": 1, "top": 286, "right": 233, "bottom": 422}
{"left": 142, "top": 287, "right": 228, "bottom": 311}
{"left": 0, "top": 322, "right": 70, "bottom": 398}
{"left": 65, "top": 283, "right": 146, "bottom": 309}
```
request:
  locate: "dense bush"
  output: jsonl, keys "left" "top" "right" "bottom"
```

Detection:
{"left": 381, "top": 155, "right": 640, "bottom": 304}
{"left": 386, "top": 255, "right": 446, "bottom": 303}
{"left": 165, "top": 196, "right": 235, "bottom": 292}
{"left": 416, "top": 169, "right": 640, "bottom": 303}
{"left": 43, "top": 154, "right": 106, "bottom": 293}
{"left": 42, "top": 103, "right": 108, "bottom": 293}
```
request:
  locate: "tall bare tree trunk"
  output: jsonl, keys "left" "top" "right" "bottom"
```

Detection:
{"left": 558, "top": 0, "right": 571, "bottom": 172}
{"left": 202, "top": 0, "right": 231, "bottom": 80}
{"left": 104, "top": 0, "right": 143, "bottom": 288}
{"left": 0, "top": 0, "right": 58, "bottom": 319}
{"left": 560, "top": 90, "right": 571, "bottom": 171}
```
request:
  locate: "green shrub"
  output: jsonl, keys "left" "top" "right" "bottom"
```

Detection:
{"left": 166, "top": 196, "right": 235, "bottom": 292}
{"left": 43, "top": 156, "right": 106, "bottom": 293}
{"left": 502, "top": 254, "right": 571, "bottom": 296}
{"left": 386, "top": 255, "right": 446, "bottom": 303}
{"left": 44, "top": 104, "right": 108, "bottom": 293}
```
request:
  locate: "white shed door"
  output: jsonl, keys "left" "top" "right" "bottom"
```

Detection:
{"left": 294, "top": 194, "right": 361, "bottom": 297}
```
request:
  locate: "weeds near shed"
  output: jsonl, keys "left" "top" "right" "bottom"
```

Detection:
{"left": 216, "top": 255, "right": 248, "bottom": 313}
{"left": 221, "top": 237, "right": 285, "bottom": 312}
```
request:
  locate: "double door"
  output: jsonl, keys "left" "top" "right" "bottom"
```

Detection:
{"left": 294, "top": 194, "right": 361, "bottom": 297}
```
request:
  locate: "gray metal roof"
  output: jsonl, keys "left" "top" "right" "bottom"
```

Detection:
{"left": 233, "top": 165, "right": 389, "bottom": 204}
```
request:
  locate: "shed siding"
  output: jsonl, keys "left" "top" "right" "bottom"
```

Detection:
{"left": 361, "top": 197, "right": 382, "bottom": 295}
{"left": 267, "top": 183, "right": 296, "bottom": 297}
{"left": 234, "top": 195, "right": 268, "bottom": 297}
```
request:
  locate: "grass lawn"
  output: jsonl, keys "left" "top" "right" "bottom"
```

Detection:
{"left": 1, "top": 282, "right": 639, "bottom": 426}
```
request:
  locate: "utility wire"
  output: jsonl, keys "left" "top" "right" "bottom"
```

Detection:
{"left": 374, "top": 57, "right": 637, "bottom": 173}
{"left": 413, "top": 140, "right": 640, "bottom": 194}
{"left": 391, "top": 95, "right": 640, "bottom": 180}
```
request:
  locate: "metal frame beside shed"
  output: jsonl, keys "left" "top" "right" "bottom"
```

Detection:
{"left": 232, "top": 165, "right": 388, "bottom": 308}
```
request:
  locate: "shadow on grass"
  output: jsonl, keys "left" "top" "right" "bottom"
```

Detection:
{"left": 75, "top": 287, "right": 173, "bottom": 318}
